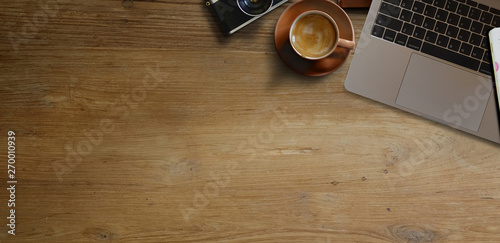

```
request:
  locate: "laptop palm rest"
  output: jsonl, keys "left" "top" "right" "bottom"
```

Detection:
{"left": 396, "top": 54, "right": 493, "bottom": 132}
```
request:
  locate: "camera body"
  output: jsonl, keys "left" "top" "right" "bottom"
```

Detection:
{"left": 207, "top": 0, "right": 288, "bottom": 35}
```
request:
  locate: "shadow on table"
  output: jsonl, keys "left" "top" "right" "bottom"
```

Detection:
{"left": 268, "top": 41, "right": 331, "bottom": 89}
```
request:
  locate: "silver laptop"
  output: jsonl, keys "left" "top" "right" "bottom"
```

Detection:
{"left": 345, "top": 0, "right": 500, "bottom": 143}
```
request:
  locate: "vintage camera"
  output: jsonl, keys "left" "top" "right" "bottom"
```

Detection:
{"left": 207, "top": 0, "right": 288, "bottom": 35}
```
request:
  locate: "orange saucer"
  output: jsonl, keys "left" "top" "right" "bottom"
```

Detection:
{"left": 275, "top": 0, "right": 355, "bottom": 76}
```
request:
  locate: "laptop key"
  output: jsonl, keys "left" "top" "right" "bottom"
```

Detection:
{"left": 471, "top": 47, "right": 485, "bottom": 60}
{"left": 445, "top": 0, "right": 459, "bottom": 12}
{"left": 372, "top": 25, "right": 385, "bottom": 38}
{"left": 407, "top": 37, "right": 423, "bottom": 51}
{"left": 446, "top": 25, "right": 459, "bottom": 38}
{"left": 423, "top": 17, "right": 436, "bottom": 30}
{"left": 477, "top": 3, "right": 490, "bottom": 11}
{"left": 414, "top": 26, "right": 427, "bottom": 39}
{"left": 412, "top": 13, "right": 425, "bottom": 26}
{"left": 468, "top": 7, "right": 481, "bottom": 20}
{"left": 436, "top": 9, "right": 449, "bottom": 22}
{"left": 434, "top": 21, "right": 448, "bottom": 34}
{"left": 401, "top": 0, "right": 413, "bottom": 10}
{"left": 483, "top": 49, "right": 491, "bottom": 62}
{"left": 457, "top": 4, "right": 470, "bottom": 16}
{"left": 458, "top": 29, "right": 471, "bottom": 42}
{"left": 425, "top": 31, "right": 438, "bottom": 43}
{"left": 434, "top": 0, "right": 446, "bottom": 8}
{"left": 493, "top": 16, "right": 500, "bottom": 26}
{"left": 470, "top": 21, "right": 483, "bottom": 34}
{"left": 421, "top": 42, "right": 480, "bottom": 71}
{"left": 448, "top": 39, "right": 461, "bottom": 51}
{"left": 469, "top": 33, "right": 482, "bottom": 46}
{"left": 479, "top": 12, "right": 493, "bottom": 25}
{"left": 459, "top": 17, "right": 472, "bottom": 29}
{"left": 479, "top": 62, "right": 492, "bottom": 75}
{"left": 413, "top": 1, "right": 425, "bottom": 14}
{"left": 478, "top": 4, "right": 489, "bottom": 11}
{"left": 490, "top": 8, "right": 500, "bottom": 15}
{"left": 466, "top": 0, "right": 478, "bottom": 8}
{"left": 395, "top": 33, "right": 409, "bottom": 46}
{"left": 424, "top": 5, "right": 437, "bottom": 18}
{"left": 481, "top": 36, "right": 489, "bottom": 49}
{"left": 380, "top": 3, "right": 401, "bottom": 18}
{"left": 459, "top": 43, "right": 473, "bottom": 55}
{"left": 402, "top": 22, "right": 415, "bottom": 35}
{"left": 447, "top": 13, "right": 460, "bottom": 26}
{"left": 384, "top": 29, "right": 397, "bottom": 42}
{"left": 400, "top": 9, "right": 413, "bottom": 22}
{"left": 437, "top": 35, "right": 450, "bottom": 47}
{"left": 376, "top": 14, "right": 404, "bottom": 31}
{"left": 422, "top": 0, "right": 433, "bottom": 4}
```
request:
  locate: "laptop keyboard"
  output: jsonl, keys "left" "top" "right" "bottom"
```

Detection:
{"left": 372, "top": 0, "right": 500, "bottom": 76}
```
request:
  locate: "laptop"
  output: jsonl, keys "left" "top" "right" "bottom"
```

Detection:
{"left": 345, "top": 0, "right": 500, "bottom": 143}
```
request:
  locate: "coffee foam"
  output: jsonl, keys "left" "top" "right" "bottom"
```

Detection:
{"left": 291, "top": 13, "right": 336, "bottom": 59}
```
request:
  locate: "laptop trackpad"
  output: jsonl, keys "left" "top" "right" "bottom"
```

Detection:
{"left": 396, "top": 54, "right": 492, "bottom": 132}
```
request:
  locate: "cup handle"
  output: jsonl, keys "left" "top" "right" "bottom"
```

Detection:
{"left": 337, "top": 38, "right": 355, "bottom": 50}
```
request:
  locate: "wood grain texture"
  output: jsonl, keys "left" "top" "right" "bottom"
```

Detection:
{"left": 1, "top": 0, "right": 500, "bottom": 242}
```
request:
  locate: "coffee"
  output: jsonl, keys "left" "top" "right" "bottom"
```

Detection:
{"left": 290, "top": 12, "right": 337, "bottom": 59}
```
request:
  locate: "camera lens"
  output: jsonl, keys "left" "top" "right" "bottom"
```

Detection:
{"left": 237, "top": 0, "right": 273, "bottom": 16}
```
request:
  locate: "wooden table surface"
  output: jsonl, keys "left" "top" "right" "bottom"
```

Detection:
{"left": 1, "top": 0, "right": 500, "bottom": 242}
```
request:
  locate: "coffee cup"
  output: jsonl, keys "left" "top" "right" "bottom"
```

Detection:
{"left": 289, "top": 10, "right": 355, "bottom": 60}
